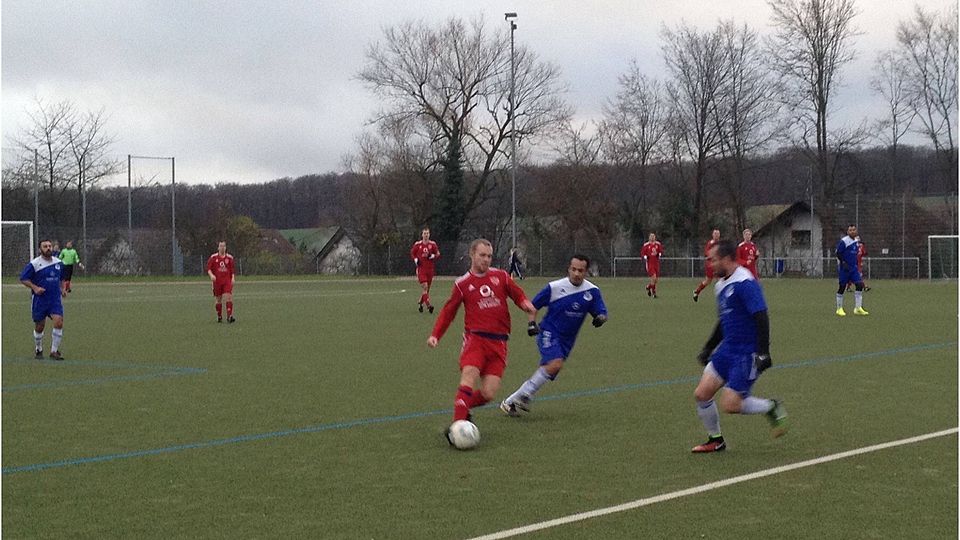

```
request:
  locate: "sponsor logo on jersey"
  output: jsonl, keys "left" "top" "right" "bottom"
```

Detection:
{"left": 583, "top": 291, "right": 592, "bottom": 301}
{"left": 479, "top": 285, "right": 493, "bottom": 298}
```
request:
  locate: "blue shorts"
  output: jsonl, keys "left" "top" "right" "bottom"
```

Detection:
{"left": 839, "top": 267, "right": 862, "bottom": 286}
{"left": 707, "top": 344, "right": 758, "bottom": 396}
{"left": 537, "top": 329, "right": 573, "bottom": 365}
{"left": 32, "top": 299, "right": 64, "bottom": 323}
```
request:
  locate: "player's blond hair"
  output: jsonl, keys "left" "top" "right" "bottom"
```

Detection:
{"left": 469, "top": 238, "right": 492, "bottom": 255}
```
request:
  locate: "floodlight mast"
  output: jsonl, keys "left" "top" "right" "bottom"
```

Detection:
{"left": 505, "top": 12, "right": 518, "bottom": 251}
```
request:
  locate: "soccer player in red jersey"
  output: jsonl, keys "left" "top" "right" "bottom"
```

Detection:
{"left": 427, "top": 239, "right": 537, "bottom": 441}
{"left": 736, "top": 228, "right": 760, "bottom": 279}
{"left": 846, "top": 236, "right": 871, "bottom": 292}
{"left": 693, "top": 229, "right": 721, "bottom": 302}
{"left": 640, "top": 232, "right": 664, "bottom": 298}
{"left": 410, "top": 227, "right": 441, "bottom": 313}
{"left": 206, "top": 241, "right": 236, "bottom": 323}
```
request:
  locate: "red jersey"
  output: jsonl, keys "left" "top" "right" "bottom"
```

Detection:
{"left": 431, "top": 268, "right": 528, "bottom": 340}
{"left": 207, "top": 253, "right": 235, "bottom": 282}
{"left": 410, "top": 240, "right": 441, "bottom": 272}
{"left": 857, "top": 242, "right": 866, "bottom": 269}
{"left": 640, "top": 241, "right": 663, "bottom": 264}
{"left": 704, "top": 239, "right": 720, "bottom": 257}
{"left": 736, "top": 241, "right": 758, "bottom": 267}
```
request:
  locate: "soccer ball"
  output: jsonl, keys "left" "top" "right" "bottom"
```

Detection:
{"left": 448, "top": 420, "right": 481, "bottom": 450}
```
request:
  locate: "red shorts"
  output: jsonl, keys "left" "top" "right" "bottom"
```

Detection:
{"left": 705, "top": 263, "right": 715, "bottom": 279}
{"left": 417, "top": 268, "right": 435, "bottom": 285}
{"left": 459, "top": 333, "right": 508, "bottom": 378}
{"left": 645, "top": 263, "right": 660, "bottom": 277}
{"left": 213, "top": 280, "right": 233, "bottom": 296}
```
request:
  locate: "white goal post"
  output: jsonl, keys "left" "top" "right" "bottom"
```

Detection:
{"left": 1, "top": 221, "right": 35, "bottom": 277}
{"left": 927, "top": 235, "right": 959, "bottom": 280}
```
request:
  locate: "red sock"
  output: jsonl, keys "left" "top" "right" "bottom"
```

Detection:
{"left": 226, "top": 302, "right": 233, "bottom": 316}
{"left": 454, "top": 385, "right": 473, "bottom": 421}
{"left": 216, "top": 303, "right": 223, "bottom": 317}
{"left": 468, "top": 391, "right": 489, "bottom": 408}
{"left": 425, "top": 294, "right": 431, "bottom": 307}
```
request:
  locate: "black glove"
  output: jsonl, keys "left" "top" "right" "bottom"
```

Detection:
{"left": 697, "top": 349, "right": 711, "bottom": 366}
{"left": 527, "top": 321, "right": 540, "bottom": 336}
{"left": 753, "top": 353, "right": 772, "bottom": 373}
{"left": 592, "top": 314, "right": 607, "bottom": 328}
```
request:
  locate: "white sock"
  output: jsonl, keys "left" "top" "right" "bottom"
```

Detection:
{"left": 33, "top": 330, "right": 43, "bottom": 350}
{"left": 697, "top": 399, "right": 721, "bottom": 437}
{"left": 836, "top": 294, "right": 843, "bottom": 309}
{"left": 855, "top": 291, "right": 863, "bottom": 309}
{"left": 740, "top": 396, "right": 773, "bottom": 415}
{"left": 51, "top": 328, "right": 63, "bottom": 352}
{"left": 510, "top": 367, "right": 554, "bottom": 402}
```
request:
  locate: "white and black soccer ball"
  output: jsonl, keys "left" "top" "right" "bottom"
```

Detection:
{"left": 448, "top": 420, "right": 480, "bottom": 450}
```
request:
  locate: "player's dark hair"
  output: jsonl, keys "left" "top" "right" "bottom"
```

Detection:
{"left": 571, "top": 253, "right": 590, "bottom": 268}
{"left": 714, "top": 240, "right": 737, "bottom": 260}
{"left": 38, "top": 238, "right": 51, "bottom": 246}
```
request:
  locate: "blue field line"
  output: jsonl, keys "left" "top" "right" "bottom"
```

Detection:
{"left": 1, "top": 358, "right": 206, "bottom": 392}
{"left": 3, "top": 341, "right": 955, "bottom": 475}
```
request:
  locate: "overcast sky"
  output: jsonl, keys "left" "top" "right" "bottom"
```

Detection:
{"left": 1, "top": 0, "right": 949, "bottom": 185}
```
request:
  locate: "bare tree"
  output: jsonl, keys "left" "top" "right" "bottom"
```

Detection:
{"left": 358, "top": 17, "right": 570, "bottom": 241}
{"left": 767, "top": 0, "right": 862, "bottom": 204}
{"left": 896, "top": 4, "right": 958, "bottom": 161}
{"left": 712, "top": 21, "right": 782, "bottom": 231}
{"left": 661, "top": 22, "right": 730, "bottom": 237}
{"left": 870, "top": 50, "right": 916, "bottom": 186}
{"left": 13, "top": 98, "right": 73, "bottom": 192}
{"left": 600, "top": 62, "right": 668, "bottom": 243}
{"left": 63, "top": 107, "right": 122, "bottom": 226}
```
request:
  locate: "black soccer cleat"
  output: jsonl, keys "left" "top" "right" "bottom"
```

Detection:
{"left": 418, "top": 303, "right": 424, "bottom": 313}
{"left": 428, "top": 305, "right": 434, "bottom": 314}
{"left": 228, "top": 316, "right": 236, "bottom": 323}
{"left": 49, "top": 351, "right": 64, "bottom": 361}
{"left": 34, "top": 348, "right": 43, "bottom": 360}
{"left": 693, "top": 291, "right": 699, "bottom": 303}
{"left": 218, "top": 316, "right": 223, "bottom": 323}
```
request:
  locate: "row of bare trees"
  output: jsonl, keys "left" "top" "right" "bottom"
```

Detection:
{"left": 5, "top": 98, "right": 121, "bottom": 227}
{"left": 346, "top": 1, "right": 957, "bottom": 257}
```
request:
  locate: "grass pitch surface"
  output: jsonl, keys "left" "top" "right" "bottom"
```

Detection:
{"left": 2, "top": 276, "right": 956, "bottom": 538}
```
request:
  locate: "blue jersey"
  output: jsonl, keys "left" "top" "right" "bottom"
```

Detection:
{"left": 532, "top": 278, "right": 607, "bottom": 343}
{"left": 714, "top": 266, "right": 766, "bottom": 350}
{"left": 21, "top": 256, "right": 65, "bottom": 322}
{"left": 836, "top": 235, "right": 859, "bottom": 269}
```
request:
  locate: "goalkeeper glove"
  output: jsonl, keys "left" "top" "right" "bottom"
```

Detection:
{"left": 753, "top": 353, "right": 772, "bottom": 373}
{"left": 697, "top": 349, "right": 711, "bottom": 366}
{"left": 527, "top": 321, "right": 540, "bottom": 336}
{"left": 592, "top": 314, "right": 607, "bottom": 328}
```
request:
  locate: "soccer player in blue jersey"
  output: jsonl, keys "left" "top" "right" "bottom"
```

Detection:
{"left": 20, "top": 239, "right": 66, "bottom": 360}
{"left": 835, "top": 224, "right": 869, "bottom": 316}
{"left": 691, "top": 240, "right": 786, "bottom": 453}
{"left": 500, "top": 254, "right": 608, "bottom": 416}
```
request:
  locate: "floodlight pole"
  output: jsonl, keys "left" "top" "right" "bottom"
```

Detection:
{"left": 129, "top": 155, "right": 177, "bottom": 273}
{"left": 505, "top": 12, "right": 518, "bottom": 250}
{"left": 127, "top": 154, "right": 132, "bottom": 244}
{"left": 33, "top": 148, "right": 39, "bottom": 243}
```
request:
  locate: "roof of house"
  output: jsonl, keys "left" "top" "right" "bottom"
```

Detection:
{"left": 753, "top": 201, "right": 815, "bottom": 238}
{"left": 279, "top": 227, "right": 342, "bottom": 255}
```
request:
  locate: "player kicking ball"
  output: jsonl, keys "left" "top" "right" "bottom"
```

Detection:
{"left": 500, "top": 254, "right": 608, "bottom": 416}
{"left": 691, "top": 240, "right": 786, "bottom": 453}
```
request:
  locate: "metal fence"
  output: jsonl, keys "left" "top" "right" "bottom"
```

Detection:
{"left": 613, "top": 256, "right": 922, "bottom": 279}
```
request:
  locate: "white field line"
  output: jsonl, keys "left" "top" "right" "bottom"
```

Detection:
{"left": 467, "top": 427, "right": 959, "bottom": 540}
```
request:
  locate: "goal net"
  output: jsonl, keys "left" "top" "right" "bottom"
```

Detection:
{"left": 2, "top": 221, "right": 34, "bottom": 277}
{"left": 927, "top": 235, "right": 958, "bottom": 279}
